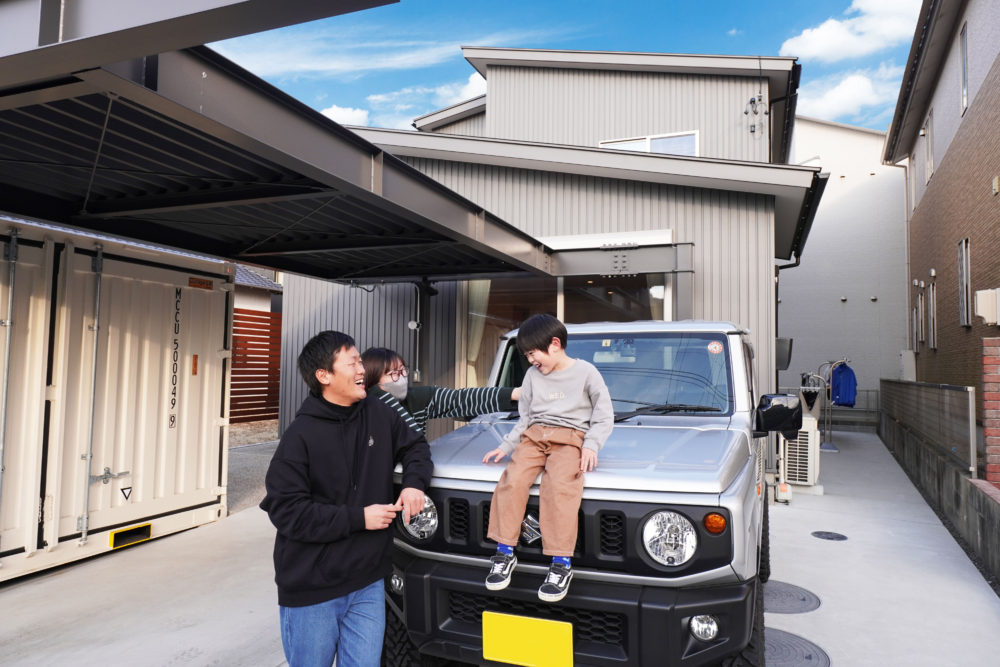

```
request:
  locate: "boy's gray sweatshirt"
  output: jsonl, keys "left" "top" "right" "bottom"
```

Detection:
{"left": 500, "top": 358, "right": 613, "bottom": 454}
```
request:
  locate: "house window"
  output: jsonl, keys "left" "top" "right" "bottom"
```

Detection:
{"left": 916, "top": 292, "right": 925, "bottom": 343}
{"left": 928, "top": 282, "right": 937, "bottom": 349}
{"left": 923, "top": 111, "right": 934, "bottom": 182}
{"left": 958, "top": 238, "right": 972, "bottom": 326}
{"left": 600, "top": 131, "right": 699, "bottom": 157}
{"left": 960, "top": 23, "right": 969, "bottom": 113}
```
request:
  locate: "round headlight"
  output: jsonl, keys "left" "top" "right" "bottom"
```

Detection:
{"left": 402, "top": 494, "right": 438, "bottom": 541}
{"left": 642, "top": 510, "right": 697, "bottom": 566}
{"left": 690, "top": 615, "right": 719, "bottom": 642}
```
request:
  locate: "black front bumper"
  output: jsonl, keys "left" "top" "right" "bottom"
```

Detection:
{"left": 387, "top": 548, "right": 755, "bottom": 667}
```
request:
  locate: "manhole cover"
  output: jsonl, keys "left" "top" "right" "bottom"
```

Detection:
{"left": 811, "top": 530, "right": 848, "bottom": 541}
{"left": 764, "top": 581, "right": 821, "bottom": 614}
{"left": 765, "top": 628, "right": 831, "bottom": 666}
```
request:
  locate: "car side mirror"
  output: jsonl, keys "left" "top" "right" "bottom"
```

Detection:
{"left": 753, "top": 394, "right": 802, "bottom": 438}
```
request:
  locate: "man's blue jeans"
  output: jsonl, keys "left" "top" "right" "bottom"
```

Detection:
{"left": 279, "top": 579, "right": 385, "bottom": 667}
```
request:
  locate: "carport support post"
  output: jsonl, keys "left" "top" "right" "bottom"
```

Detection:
{"left": 984, "top": 337, "right": 1000, "bottom": 484}
{"left": 415, "top": 279, "right": 436, "bottom": 385}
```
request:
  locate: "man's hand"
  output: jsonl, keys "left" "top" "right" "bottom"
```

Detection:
{"left": 580, "top": 448, "right": 598, "bottom": 472}
{"left": 395, "top": 487, "right": 425, "bottom": 525}
{"left": 482, "top": 448, "right": 507, "bottom": 464}
{"left": 364, "top": 503, "right": 402, "bottom": 530}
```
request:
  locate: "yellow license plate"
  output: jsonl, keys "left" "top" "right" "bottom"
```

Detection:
{"left": 482, "top": 611, "right": 573, "bottom": 666}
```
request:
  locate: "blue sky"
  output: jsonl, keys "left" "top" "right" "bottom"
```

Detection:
{"left": 212, "top": 0, "right": 922, "bottom": 132}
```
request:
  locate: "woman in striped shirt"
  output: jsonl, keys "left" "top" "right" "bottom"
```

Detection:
{"left": 361, "top": 347, "right": 520, "bottom": 435}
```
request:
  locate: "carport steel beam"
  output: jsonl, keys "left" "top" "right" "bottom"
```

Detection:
{"left": 75, "top": 48, "right": 551, "bottom": 277}
{"left": 0, "top": 0, "right": 393, "bottom": 89}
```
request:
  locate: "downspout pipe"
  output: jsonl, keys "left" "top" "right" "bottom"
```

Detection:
{"left": 79, "top": 245, "right": 103, "bottom": 545}
{"left": 0, "top": 228, "right": 18, "bottom": 559}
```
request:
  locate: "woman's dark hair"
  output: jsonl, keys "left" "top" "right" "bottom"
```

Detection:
{"left": 515, "top": 313, "right": 567, "bottom": 355}
{"left": 298, "top": 330, "right": 356, "bottom": 395}
{"left": 361, "top": 347, "right": 405, "bottom": 389}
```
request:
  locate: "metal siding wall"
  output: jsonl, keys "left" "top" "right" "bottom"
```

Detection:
{"left": 279, "top": 276, "right": 458, "bottom": 435}
{"left": 486, "top": 66, "right": 770, "bottom": 162}
{"left": 434, "top": 113, "right": 486, "bottom": 137}
{"left": 401, "top": 156, "right": 777, "bottom": 392}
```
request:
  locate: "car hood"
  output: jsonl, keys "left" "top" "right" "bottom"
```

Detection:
{"left": 426, "top": 414, "right": 751, "bottom": 495}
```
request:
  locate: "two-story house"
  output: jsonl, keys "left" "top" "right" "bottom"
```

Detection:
{"left": 280, "top": 47, "right": 828, "bottom": 434}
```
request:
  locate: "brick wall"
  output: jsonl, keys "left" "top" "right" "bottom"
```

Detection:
{"left": 909, "top": 51, "right": 1000, "bottom": 425}
{"left": 985, "top": 337, "right": 1000, "bottom": 484}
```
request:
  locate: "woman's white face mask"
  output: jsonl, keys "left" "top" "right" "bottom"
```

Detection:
{"left": 383, "top": 375, "right": 408, "bottom": 401}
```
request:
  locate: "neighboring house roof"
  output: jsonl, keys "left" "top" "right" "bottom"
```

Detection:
{"left": 883, "top": 0, "right": 966, "bottom": 164}
{"left": 236, "top": 265, "right": 282, "bottom": 292}
{"left": 413, "top": 95, "right": 486, "bottom": 132}
{"left": 796, "top": 115, "right": 887, "bottom": 137}
{"left": 423, "top": 46, "right": 801, "bottom": 163}
{"left": 350, "top": 126, "right": 827, "bottom": 261}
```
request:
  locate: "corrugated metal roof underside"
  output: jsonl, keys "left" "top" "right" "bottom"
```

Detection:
{"left": 0, "top": 88, "right": 526, "bottom": 281}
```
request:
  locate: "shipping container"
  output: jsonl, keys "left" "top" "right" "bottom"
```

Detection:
{"left": 0, "top": 214, "right": 234, "bottom": 581}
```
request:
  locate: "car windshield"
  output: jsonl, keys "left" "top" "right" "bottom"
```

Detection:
{"left": 501, "top": 332, "right": 734, "bottom": 415}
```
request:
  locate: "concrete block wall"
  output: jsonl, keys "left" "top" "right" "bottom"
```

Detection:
{"left": 879, "top": 413, "right": 1000, "bottom": 586}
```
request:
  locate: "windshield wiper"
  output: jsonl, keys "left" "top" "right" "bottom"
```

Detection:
{"left": 614, "top": 403, "right": 722, "bottom": 422}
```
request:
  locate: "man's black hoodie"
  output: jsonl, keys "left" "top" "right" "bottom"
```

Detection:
{"left": 260, "top": 392, "right": 432, "bottom": 607}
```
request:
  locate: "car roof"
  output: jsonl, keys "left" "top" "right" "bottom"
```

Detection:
{"left": 505, "top": 320, "right": 746, "bottom": 337}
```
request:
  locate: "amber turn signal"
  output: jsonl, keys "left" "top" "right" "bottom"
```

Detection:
{"left": 703, "top": 513, "right": 727, "bottom": 534}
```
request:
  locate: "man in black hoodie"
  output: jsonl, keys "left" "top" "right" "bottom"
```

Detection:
{"left": 260, "top": 330, "right": 432, "bottom": 667}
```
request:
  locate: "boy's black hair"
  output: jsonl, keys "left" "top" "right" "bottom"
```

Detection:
{"left": 297, "top": 330, "right": 356, "bottom": 395}
{"left": 515, "top": 313, "right": 567, "bottom": 354}
{"left": 361, "top": 347, "right": 405, "bottom": 390}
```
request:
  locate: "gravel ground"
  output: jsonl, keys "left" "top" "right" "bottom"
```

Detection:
{"left": 227, "top": 419, "right": 280, "bottom": 515}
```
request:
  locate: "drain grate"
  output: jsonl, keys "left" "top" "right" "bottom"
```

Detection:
{"left": 764, "top": 581, "right": 821, "bottom": 614}
{"left": 811, "top": 531, "right": 848, "bottom": 541}
{"left": 765, "top": 628, "right": 831, "bottom": 666}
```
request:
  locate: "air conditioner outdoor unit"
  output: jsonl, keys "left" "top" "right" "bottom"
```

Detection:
{"left": 780, "top": 414, "right": 821, "bottom": 486}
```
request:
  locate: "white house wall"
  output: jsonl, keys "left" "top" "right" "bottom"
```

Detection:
{"left": 779, "top": 118, "right": 908, "bottom": 396}
{"left": 435, "top": 113, "right": 486, "bottom": 137}
{"left": 401, "top": 156, "right": 777, "bottom": 392}
{"left": 485, "top": 66, "right": 771, "bottom": 162}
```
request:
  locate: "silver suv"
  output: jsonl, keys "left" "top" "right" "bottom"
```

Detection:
{"left": 384, "top": 321, "right": 801, "bottom": 667}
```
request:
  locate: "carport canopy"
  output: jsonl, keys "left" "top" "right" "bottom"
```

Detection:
{"left": 0, "top": 45, "right": 555, "bottom": 283}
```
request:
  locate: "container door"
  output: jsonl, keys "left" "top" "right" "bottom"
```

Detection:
{"left": 49, "top": 248, "right": 228, "bottom": 543}
{"left": 0, "top": 239, "right": 53, "bottom": 560}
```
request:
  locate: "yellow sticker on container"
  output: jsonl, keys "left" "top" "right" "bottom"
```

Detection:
{"left": 482, "top": 611, "right": 573, "bottom": 667}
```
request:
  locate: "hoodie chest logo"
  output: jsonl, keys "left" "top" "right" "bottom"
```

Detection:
{"left": 368, "top": 436, "right": 375, "bottom": 447}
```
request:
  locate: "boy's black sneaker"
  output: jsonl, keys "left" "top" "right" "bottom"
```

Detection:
{"left": 538, "top": 562, "right": 573, "bottom": 602}
{"left": 485, "top": 552, "right": 517, "bottom": 591}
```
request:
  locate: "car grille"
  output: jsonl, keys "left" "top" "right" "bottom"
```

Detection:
{"left": 599, "top": 512, "right": 626, "bottom": 556}
{"left": 447, "top": 499, "right": 626, "bottom": 558}
{"left": 448, "top": 590, "right": 626, "bottom": 648}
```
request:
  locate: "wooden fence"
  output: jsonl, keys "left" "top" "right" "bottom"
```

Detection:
{"left": 230, "top": 308, "right": 281, "bottom": 424}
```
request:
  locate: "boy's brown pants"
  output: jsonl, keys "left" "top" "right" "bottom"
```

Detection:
{"left": 487, "top": 423, "right": 585, "bottom": 557}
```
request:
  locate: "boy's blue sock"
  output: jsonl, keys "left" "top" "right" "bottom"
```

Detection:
{"left": 552, "top": 556, "right": 571, "bottom": 568}
{"left": 497, "top": 543, "right": 514, "bottom": 557}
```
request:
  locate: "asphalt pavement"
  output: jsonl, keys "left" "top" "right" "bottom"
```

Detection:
{"left": 1, "top": 431, "right": 999, "bottom": 666}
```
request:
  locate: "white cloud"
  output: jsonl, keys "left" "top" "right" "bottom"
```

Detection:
{"left": 320, "top": 104, "right": 370, "bottom": 125}
{"left": 796, "top": 62, "right": 905, "bottom": 121}
{"left": 779, "top": 0, "right": 921, "bottom": 63}
{"left": 727, "top": 28, "right": 743, "bottom": 37}
{"left": 213, "top": 26, "right": 572, "bottom": 79}
{"left": 363, "top": 72, "right": 488, "bottom": 128}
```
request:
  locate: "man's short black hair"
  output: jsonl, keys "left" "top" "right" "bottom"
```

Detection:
{"left": 298, "top": 330, "right": 356, "bottom": 395}
{"left": 516, "top": 313, "right": 567, "bottom": 355}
